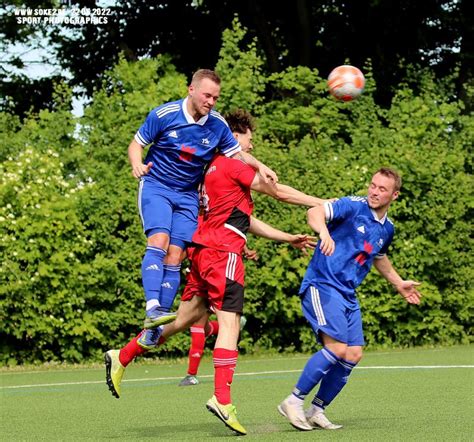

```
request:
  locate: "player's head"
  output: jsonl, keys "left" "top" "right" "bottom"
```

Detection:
{"left": 224, "top": 109, "right": 255, "bottom": 153}
{"left": 367, "top": 167, "right": 401, "bottom": 211}
{"left": 188, "top": 69, "right": 221, "bottom": 119}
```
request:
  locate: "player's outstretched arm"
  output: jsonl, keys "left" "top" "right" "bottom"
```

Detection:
{"left": 373, "top": 256, "right": 422, "bottom": 305}
{"left": 250, "top": 173, "right": 328, "bottom": 207}
{"left": 307, "top": 205, "right": 335, "bottom": 256}
{"left": 128, "top": 139, "right": 153, "bottom": 179}
{"left": 248, "top": 216, "right": 317, "bottom": 254}
{"left": 270, "top": 183, "right": 328, "bottom": 207}
{"left": 233, "top": 150, "right": 278, "bottom": 183}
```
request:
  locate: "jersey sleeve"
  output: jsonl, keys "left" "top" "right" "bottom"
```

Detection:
{"left": 217, "top": 122, "right": 241, "bottom": 157}
{"left": 134, "top": 108, "right": 164, "bottom": 146}
{"left": 228, "top": 159, "right": 256, "bottom": 188}
{"left": 324, "top": 197, "right": 356, "bottom": 222}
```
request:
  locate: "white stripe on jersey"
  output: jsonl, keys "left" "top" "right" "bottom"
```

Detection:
{"left": 138, "top": 178, "right": 145, "bottom": 231}
{"left": 135, "top": 131, "right": 148, "bottom": 146}
{"left": 156, "top": 104, "right": 180, "bottom": 118}
{"left": 210, "top": 110, "right": 229, "bottom": 126}
{"left": 225, "top": 252, "right": 238, "bottom": 280}
{"left": 310, "top": 286, "right": 327, "bottom": 326}
{"left": 324, "top": 201, "right": 333, "bottom": 221}
{"left": 156, "top": 108, "right": 180, "bottom": 119}
{"left": 224, "top": 223, "right": 247, "bottom": 241}
{"left": 349, "top": 196, "right": 367, "bottom": 203}
{"left": 222, "top": 143, "right": 241, "bottom": 157}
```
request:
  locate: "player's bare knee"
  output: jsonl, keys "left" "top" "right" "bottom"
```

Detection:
{"left": 147, "top": 232, "right": 169, "bottom": 249}
{"left": 330, "top": 345, "right": 348, "bottom": 359}
{"left": 164, "top": 246, "right": 184, "bottom": 266}
{"left": 320, "top": 332, "right": 347, "bottom": 358}
{"left": 163, "top": 256, "right": 182, "bottom": 266}
{"left": 346, "top": 346, "right": 363, "bottom": 363}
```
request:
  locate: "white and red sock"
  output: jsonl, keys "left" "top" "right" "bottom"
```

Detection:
{"left": 187, "top": 325, "right": 206, "bottom": 375}
{"left": 213, "top": 347, "right": 238, "bottom": 405}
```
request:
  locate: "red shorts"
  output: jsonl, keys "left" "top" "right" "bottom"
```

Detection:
{"left": 181, "top": 247, "right": 245, "bottom": 313}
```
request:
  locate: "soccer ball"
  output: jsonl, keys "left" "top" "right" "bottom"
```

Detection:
{"left": 327, "top": 65, "right": 365, "bottom": 101}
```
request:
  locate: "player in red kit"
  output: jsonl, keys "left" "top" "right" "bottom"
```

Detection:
{"left": 179, "top": 110, "right": 260, "bottom": 386}
{"left": 168, "top": 152, "right": 318, "bottom": 435}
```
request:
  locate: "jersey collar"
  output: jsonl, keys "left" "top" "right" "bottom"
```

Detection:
{"left": 182, "top": 97, "right": 209, "bottom": 126}
{"left": 370, "top": 208, "right": 388, "bottom": 224}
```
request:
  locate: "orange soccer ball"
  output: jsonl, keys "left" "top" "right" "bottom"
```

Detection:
{"left": 327, "top": 65, "right": 365, "bottom": 101}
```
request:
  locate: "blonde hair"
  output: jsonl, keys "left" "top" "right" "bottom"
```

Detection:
{"left": 191, "top": 69, "right": 221, "bottom": 86}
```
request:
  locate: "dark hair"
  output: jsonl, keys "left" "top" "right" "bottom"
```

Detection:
{"left": 191, "top": 69, "right": 221, "bottom": 85}
{"left": 223, "top": 109, "right": 255, "bottom": 134}
{"left": 375, "top": 167, "right": 402, "bottom": 191}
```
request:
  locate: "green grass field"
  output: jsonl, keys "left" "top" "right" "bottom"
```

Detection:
{"left": 1, "top": 345, "right": 473, "bottom": 441}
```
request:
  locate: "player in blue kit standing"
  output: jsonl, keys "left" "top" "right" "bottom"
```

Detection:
{"left": 127, "top": 69, "right": 277, "bottom": 347}
{"left": 278, "top": 167, "right": 422, "bottom": 431}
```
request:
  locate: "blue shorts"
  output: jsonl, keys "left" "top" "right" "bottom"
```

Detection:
{"left": 301, "top": 284, "right": 365, "bottom": 346}
{"left": 138, "top": 178, "right": 199, "bottom": 248}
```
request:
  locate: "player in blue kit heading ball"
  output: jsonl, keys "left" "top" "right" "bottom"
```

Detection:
{"left": 278, "top": 167, "right": 422, "bottom": 431}
{"left": 128, "top": 69, "right": 277, "bottom": 348}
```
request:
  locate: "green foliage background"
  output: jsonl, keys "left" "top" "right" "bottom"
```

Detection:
{"left": 1, "top": 21, "right": 472, "bottom": 364}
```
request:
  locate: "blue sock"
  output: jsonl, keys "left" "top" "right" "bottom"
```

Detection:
{"left": 160, "top": 264, "right": 181, "bottom": 311}
{"left": 312, "top": 358, "right": 357, "bottom": 409}
{"left": 141, "top": 246, "right": 166, "bottom": 308}
{"left": 293, "top": 347, "right": 340, "bottom": 399}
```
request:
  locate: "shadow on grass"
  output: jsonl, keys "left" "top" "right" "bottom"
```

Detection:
{"left": 133, "top": 422, "right": 240, "bottom": 439}
{"left": 133, "top": 420, "right": 318, "bottom": 439}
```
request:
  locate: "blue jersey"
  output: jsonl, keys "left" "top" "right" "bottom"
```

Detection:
{"left": 134, "top": 98, "right": 241, "bottom": 191}
{"left": 300, "top": 196, "right": 395, "bottom": 304}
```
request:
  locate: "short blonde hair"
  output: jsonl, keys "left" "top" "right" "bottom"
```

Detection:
{"left": 191, "top": 69, "right": 221, "bottom": 86}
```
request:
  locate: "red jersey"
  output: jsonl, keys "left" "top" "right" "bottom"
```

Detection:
{"left": 192, "top": 154, "right": 256, "bottom": 253}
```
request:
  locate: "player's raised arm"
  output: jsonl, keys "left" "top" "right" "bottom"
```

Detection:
{"left": 307, "top": 205, "right": 335, "bottom": 256}
{"left": 250, "top": 172, "right": 328, "bottom": 207}
{"left": 271, "top": 183, "right": 328, "bottom": 207}
{"left": 373, "top": 255, "right": 422, "bottom": 305}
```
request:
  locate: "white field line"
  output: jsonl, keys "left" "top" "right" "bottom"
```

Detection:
{"left": 0, "top": 348, "right": 445, "bottom": 376}
{"left": 1, "top": 365, "right": 473, "bottom": 390}
{"left": 0, "top": 348, "right": 455, "bottom": 376}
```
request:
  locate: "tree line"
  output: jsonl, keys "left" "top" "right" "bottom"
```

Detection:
{"left": 0, "top": 19, "right": 472, "bottom": 364}
{"left": 1, "top": 0, "right": 472, "bottom": 116}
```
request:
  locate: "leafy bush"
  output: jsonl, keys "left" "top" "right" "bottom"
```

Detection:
{"left": 1, "top": 24, "right": 471, "bottom": 364}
